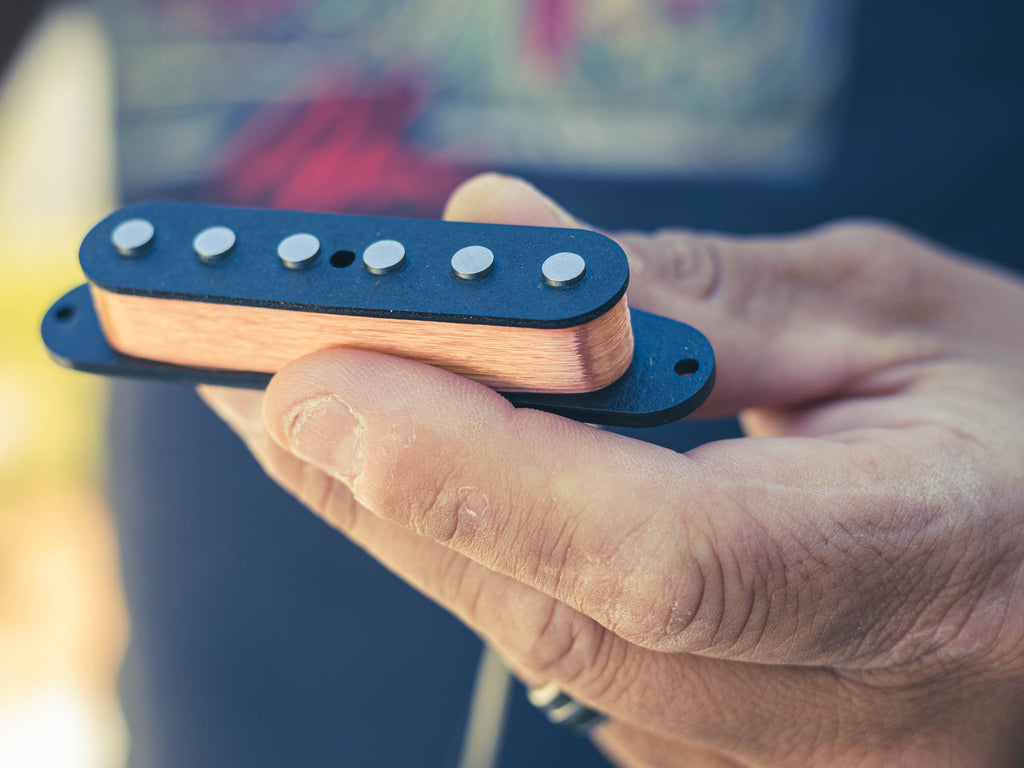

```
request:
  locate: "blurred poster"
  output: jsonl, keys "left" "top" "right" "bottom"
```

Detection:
{"left": 102, "top": 0, "right": 856, "bottom": 210}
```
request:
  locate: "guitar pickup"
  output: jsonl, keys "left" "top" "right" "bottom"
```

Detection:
{"left": 42, "top": 201, "right": 714, "bottom": 427}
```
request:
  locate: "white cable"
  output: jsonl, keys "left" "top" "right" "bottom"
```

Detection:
{"left": 455, "top": 645, "right": 513, "bottom": 768}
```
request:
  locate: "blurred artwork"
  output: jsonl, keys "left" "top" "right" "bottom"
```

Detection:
{"left": 102, "top": 0, "right": 858, "bottom": 203}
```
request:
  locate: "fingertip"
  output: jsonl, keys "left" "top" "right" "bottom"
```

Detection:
{"left": 263, "top": 348, "right": 531, "bottom": 507}
{"left": 442, "top": 171, "right": 581, "bottom": 229}
{"left": 261, "top": 351, "right": 344, "bottom": 449}
{"left": 262, "top": 348, "right": 508, "bottom": 450}
{"left": 442, "top": 172, "right": 512, "bottom": 219}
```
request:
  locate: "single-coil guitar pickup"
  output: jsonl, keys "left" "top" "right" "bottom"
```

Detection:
{"left": 42, "top": 201, "right": 715, "bottom": 427}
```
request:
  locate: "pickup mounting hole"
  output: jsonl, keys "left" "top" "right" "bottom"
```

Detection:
{"left": 330, "top": 250, "right": 355, "bottom": 268}
{"left": 674, "top": 358, "right": 699, "bottom": 376}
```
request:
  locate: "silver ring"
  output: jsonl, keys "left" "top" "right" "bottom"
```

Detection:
{"left": 527, "top": 682, "right": 607, "bottom": 733}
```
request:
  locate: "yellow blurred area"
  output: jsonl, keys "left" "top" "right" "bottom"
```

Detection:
{"left": 0, "top": 5, "right": 127, "bottom": 767}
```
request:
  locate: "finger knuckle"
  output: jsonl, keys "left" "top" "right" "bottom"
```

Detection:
{"left": 602, "top": 552, "right": 711, "bottom": 652}
{"left": 604, "top": 499, "right": 799, "bottom": 657}
{"left": 821, "top": 217, "right": 911, "bottom": 247}
{"left": 399, "top": 467, "right": 466, "bottom": 544}
{"left": 356, "top": 418, "right": 470, "bottom": 542}
{"left": 521, "top": 601, "right": 605, "bottom": 684}
{"left": 819, "top": 218, "right": 929, "bottom": 284}
{"left": 813, "top": 218, "right": 950, "bottom": 327}
{"left": 648, "top": 229, "right": 725, "bottom": 302}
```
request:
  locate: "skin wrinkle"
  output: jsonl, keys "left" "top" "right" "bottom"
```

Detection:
{"left": 628, "top": 529, "right": 718, "bottom": 652}
{"left": 750, "top": 528, "right": 793, "bottom": 657}
{"left": 410, "top": 463, "right": 465, "bottom": 544}
{"left": 541, "top": 514, "right": 576, "bottom": 605}
{"left": 617, "top": 231, "right": 724, "bottom": 332}
{"left": 654, "top": 229, "right": 725, "bottom": 302}
{"left": 869, "top": 570, "right": 951, "bottom": 666}
{"left": 638, "top": 459, "right": 741, "bottom": 650}
{"left": 624, "top": 563, "right": 694, "bottom": 650}
{"left": 770, "top": 487, "right": 933, "bottom": 667}
{"left": 920, "top": 580, "right": 994, "bottom": 664}
{"left": 925, "top": 532, "right": 1021, "bottom": 661}
{"left": 724, "top": 536, "right": 765, "bottom": 655}
{"left": 460, "top": 558, "right": 497, "bottom": 630}
{"left": 707, "top": 479, "right": 831, "bottom": 657}
{"left": 704, "top": 531, "right": 729, "bottom": 653}
{"left": 492, "top": 415, "right": 608, "bottom": 594}
{"left": 594, "top": 650, "right": 646, "bottom": 715}
{"left": 493, "top": 474, "right": 544, "bottom": 585}
{"left": 577, "top": 622, "right": 627, "bottom": 705}
{"left": 371, "top": 409, "right": 466, "bottom": 537}
{"left": 522, "top": 596, "right": 586, "bottom": 681}
{"left": 882, "top": 449, "right": 1019, "bottom": 661}
{"left": 442, "top": 547, "right": 483, "bottom": 621}
{"left": 749, "top": 545, "right": 785, "bottom": 658}
{"left": 483, "top": 449, "right": 560, "bottom": 585}
{"left": 502, "top": 493, "right": 572, "bottom": 604}
{"left": 974, "top": 531, "right": 1024, "bottom": 663}
{"left": 695, "top": 511, "right": 753, "bottom": 655}
{"left": 819, "top": 515, "right": 936, "bottom": 665}
{"left": 834, "top": 665, "right": 998, "bottom": 750}
{"left": 585, "top": 507, "right": 666, "bottom": 643}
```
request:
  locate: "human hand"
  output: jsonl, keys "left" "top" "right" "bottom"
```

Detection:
{"left": 201, "top": 173, "right": 1024, "bottom": 767}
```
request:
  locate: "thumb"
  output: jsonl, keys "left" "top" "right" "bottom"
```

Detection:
{"left": 443, "top": 172, "right": 582, "bottom": 229}
{"left": 441, "top": 173, "right": 940, "bottom": 416}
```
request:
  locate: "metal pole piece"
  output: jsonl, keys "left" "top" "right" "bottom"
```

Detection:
{"left": 277, "top": 233, "right": 321, "bottom": 269}
{"left": 111, "top": 219, "right": 155, "bottom": 257}
{"left": 363, "top": 239, "right": 407, "bottom": 274}
{"left": 542, "top": 252, "right": 586, "bottom": 287}
{"left": 451, "top": 245, "right": 495, "bottom": 280}
{"left": 193, "top": 226, "right": 237, "bottom": 264}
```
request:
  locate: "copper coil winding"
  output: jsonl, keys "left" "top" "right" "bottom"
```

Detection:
{"left": 90, "top": 285, "right": 634, "bottom": 393}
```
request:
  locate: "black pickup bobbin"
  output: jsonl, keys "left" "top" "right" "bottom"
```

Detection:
{"left": 43, "top": 202, "right": 715, "bottom": 428}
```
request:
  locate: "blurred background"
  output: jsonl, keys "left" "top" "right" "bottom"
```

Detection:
{"left": 1, "top": 1, "right": 1021, "bottom": 767}
{"left": 0, "top": 3, "right": 127, "bottom": 768}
